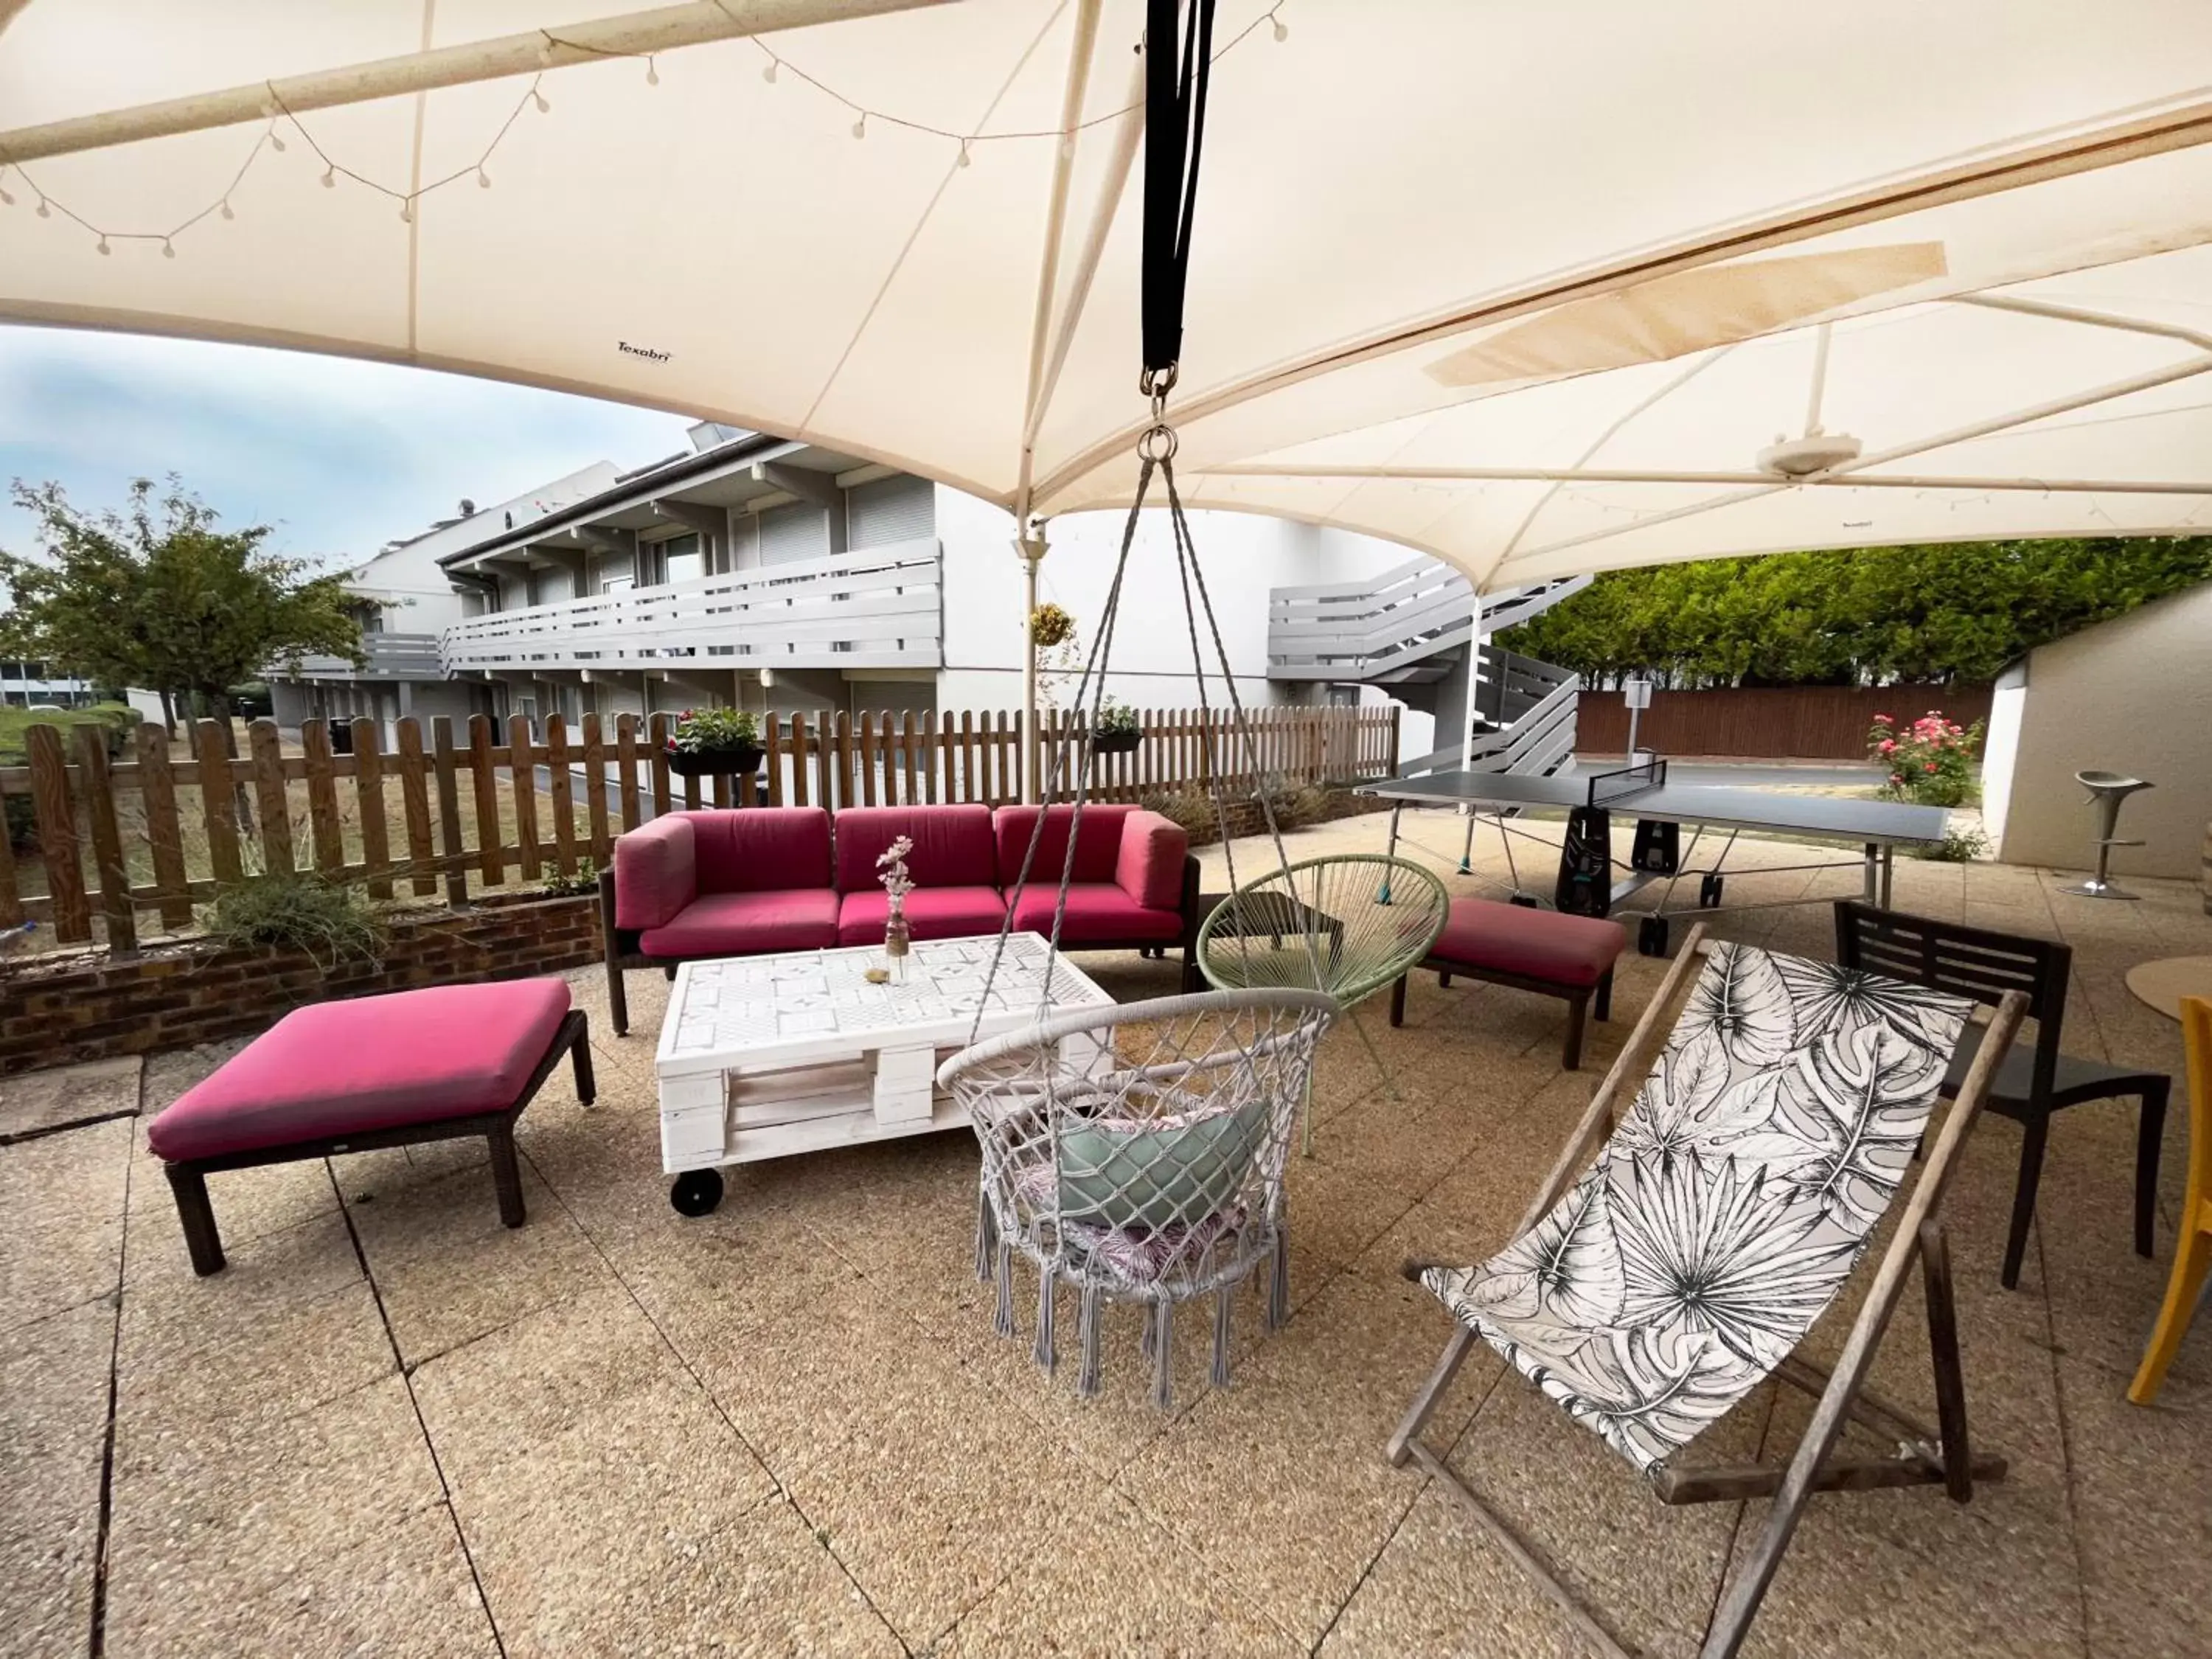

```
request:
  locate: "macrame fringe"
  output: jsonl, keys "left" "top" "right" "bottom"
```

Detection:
{"left": 1152, "top": 1300, "right": 1175, "bottom": 1410}
{"left": 1267, "top": 1228, "right": 1290, "bottom": 1331}
{"left": 1034, "top": 1269, "right": 1057, "bottom": 1374}
{"left": 1211, "top": 1284, "right": 1234, "bottom": 1388}
{"left": 1077, "top": 1285, "right": 1103, "bottom": 1398}
{"left": 975, "top": 1188, "right": 997, "bottom": 1282}
{"left": 994, "top": 1239, "right": 1015, "bottom": 1338}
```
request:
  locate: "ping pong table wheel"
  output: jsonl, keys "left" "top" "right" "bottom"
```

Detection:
{"left": 1509, "top": 893, "right": 1540, "bottom": 909}
{"left": 1698, "top": 874, "right": 1724, "bottom": 908}
{"left": 1638, "top": 915, "right": 1670, "bottom": 957}
{"left": 670, "top": 1169, "right": 724, "bottom": 1217}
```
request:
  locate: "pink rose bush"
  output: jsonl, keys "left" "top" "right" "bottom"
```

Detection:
{"left": 1867, "top": 709, "right": 1983, "bottom": 807}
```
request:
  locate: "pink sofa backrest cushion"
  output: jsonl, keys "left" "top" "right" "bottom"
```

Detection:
{"left": 835, "top": 804, "right": 998, "bottom": 893}
{"left": 690, "top": 807, "right": 833, "bottom": 894}
{"left": 992, "top": 804, "right": 1134, "bottom": 891}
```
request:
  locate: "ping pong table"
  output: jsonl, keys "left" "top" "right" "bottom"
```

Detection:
{"left": 1360, "top": 758, "right": 1950, "bottom": 956}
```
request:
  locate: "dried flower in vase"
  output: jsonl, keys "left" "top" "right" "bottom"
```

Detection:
{"left": 877, "top": 835, "right": 915, "bottom": 905}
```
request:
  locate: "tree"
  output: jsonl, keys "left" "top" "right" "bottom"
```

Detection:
{"left": 1498, "top": 536, "right": 2212, "bottom": 687}
{"left": 0, "top": 477, "right": 363, "bottom": 733}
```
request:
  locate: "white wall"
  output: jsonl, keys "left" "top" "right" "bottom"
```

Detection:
{"left": 1977, "top": 662, "right": 2028, "bottom": 852}
{"left": 1996, "top": 582, "right": 2212, "bottom": 878}
{"left": 934, "top": 488, "right": 1420, "bottom": 713}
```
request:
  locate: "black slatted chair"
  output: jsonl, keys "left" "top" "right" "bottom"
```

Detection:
{"left": 1834, "top": 900, "right": 2169, "bottom": 1289}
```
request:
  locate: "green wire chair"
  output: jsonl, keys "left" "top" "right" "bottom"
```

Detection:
{"left": 1195, "top": 854, "right": 1451, "bottom": 1153}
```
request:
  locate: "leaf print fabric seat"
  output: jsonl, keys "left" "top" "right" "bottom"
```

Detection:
{"left": 1422, "top": 940, "right": 1973, "bottom": 1475}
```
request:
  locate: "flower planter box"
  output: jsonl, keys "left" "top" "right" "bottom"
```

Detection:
{"left": 666, "top": 744, "right": 765, "bottom": 778}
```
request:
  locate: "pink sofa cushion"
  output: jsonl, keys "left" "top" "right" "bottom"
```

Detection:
{"left": 640, "top": 889, "right": 841, "bottom": 958}
{"left": 148, "top": 980, "right": 572, "bottom": 1163}
{"left": 1011, "top": 885, "right": 1185, "bottom": 944}
{"left": 834, "top": 805, "right": 997, "bottom": 893}
{"left": 836, "top": 886, "right": 1007, "bottom": 945}
{"left": 613, "top": 813, "right": 695, "bottom": 931}
{"left": 992, "top": 804, "right": 1134, "bottom": 891}
{"left": 1114, "top": 810, "right": 1188, "bottom": 911}
{"left": 1429, "top": 897, "right": 1627, "bottom": 989}
{"left": 687, "top": 807, "right": 832, "bottom": 895}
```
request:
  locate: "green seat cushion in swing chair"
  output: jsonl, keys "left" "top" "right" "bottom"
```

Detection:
{"left": 1054, "top": 1096, "right": 1270, "bottom": 1235}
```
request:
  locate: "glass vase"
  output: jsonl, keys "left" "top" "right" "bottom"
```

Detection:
{"left": 883, "top": 900, "right": 911, "bottom": 982}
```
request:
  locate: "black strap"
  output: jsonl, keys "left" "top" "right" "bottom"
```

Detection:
{"left": 1141, "top": 0, "right": 1216, "bottom": 380}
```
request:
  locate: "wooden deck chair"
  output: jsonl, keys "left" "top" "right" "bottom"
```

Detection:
{"left": 1386, "top": 925, "right": 2028, "bottom": 1659}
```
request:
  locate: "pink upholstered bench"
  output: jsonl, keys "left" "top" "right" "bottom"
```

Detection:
{"left": 1389, "top": 897, "right": 1630, "bottom": 1069}
{"left": 147, "top": 979, "right": 594, "bottom": 1276}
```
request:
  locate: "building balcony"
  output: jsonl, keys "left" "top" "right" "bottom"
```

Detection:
{"left": 275, "top": 632, "right": 446, "bottom": 682}
{"left": 440, "top": 538, "right": 942, "bottom": 676}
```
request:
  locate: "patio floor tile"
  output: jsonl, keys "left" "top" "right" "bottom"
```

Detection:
{"left": 0, "top": 1117, "right": 130, "bottom": 1331}
{"left": 0, "top": 1298, "right": 114, "bottom": 1659}
{"left": 0, "top": 1054, "right": 139, "bottom": 1141}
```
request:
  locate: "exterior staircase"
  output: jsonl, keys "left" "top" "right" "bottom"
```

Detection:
{"left": 1267, "top": 557, "right": 1587, "bottom": 778}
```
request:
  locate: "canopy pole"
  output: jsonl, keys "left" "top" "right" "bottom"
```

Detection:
{"left": 0, "top": 0, "right": 947, "bottom": 165}
{"left": 1018, "top": 524, "right": 1048, "bottom": 804}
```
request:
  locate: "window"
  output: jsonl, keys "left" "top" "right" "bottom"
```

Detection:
{"left": 759, "top": 502, "right": 828, "bottom": 566}
{"left": 847, "top": 473, "right": 935, "bottom": 547}
{"left": 602, "top": 575, "right": 634, "bottom": 595}
{"left": 653, "top": 533, "right": 703, "bottom": 585}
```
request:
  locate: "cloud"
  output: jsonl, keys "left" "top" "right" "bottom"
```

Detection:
{"left": 0, "top": 324, "right": 693, "bottom": 566}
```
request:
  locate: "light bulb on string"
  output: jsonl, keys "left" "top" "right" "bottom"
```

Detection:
{"left": 0, "top": 185, "right": 13, "bottom": 207}
{"left": 270, "top": 132, "right": 285, "bottom": 153}
{"left": 645, "top": 56, "right": 660, "bottom": 86}
{"left": 1059, "top": 131, "right": 1075, "bottom": 160}
{"left": 161, "top": 238, "right": 175, "bottom": 259}
{"left": 533, "top": 88, "right": 551, "bottom": 113}
{"left": 1271, "top": 8, "right": 1287, "bottom": 41}
{"left": 762, "top": 58, "right": 779, "bottom": 83}
{"left": 957, "top": 138, "right": 972, "bottom": 167}
{"left": 399, "top": 199, "right": 413, "bottom": 223}
{"left": 217, "top": 200, "right": 232, "bottom": 220}
{"left": 477, "top": 166, "right": 492, "bottom": 189}
{"left": 321, "top": 166, "right": 336, "bottom": 188}
{"left": 852, "top": 111, "right": 866, "bottom": 139}
{"left": 36, "top": 198, "right": 50, "bottom": 217}
{"left": 95, "top": 235, "right": 109, "bottom": 254}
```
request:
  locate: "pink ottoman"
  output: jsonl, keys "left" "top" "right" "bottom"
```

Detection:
{"left": 149, "top": 979, "right": 594, "bottom": 1276}
{"left": 1389, "top": 897, "right": 1629, "bottom": 1069}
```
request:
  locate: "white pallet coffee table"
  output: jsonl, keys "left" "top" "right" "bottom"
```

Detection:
{"left": 654, "top": 931, "right": 1113, "bottom": 1215}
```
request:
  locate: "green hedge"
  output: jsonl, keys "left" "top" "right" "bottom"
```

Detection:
{"left": 0, "top": 701, "right": 139, "bottom": 767}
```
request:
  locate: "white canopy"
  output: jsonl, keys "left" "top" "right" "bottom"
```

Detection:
{"left": 6, "top": 0, "right": 2212, "bottom": 583}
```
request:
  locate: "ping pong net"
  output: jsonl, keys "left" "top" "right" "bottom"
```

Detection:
{"left": 1580, "top": 756, "right": 1666, "bottom": 810}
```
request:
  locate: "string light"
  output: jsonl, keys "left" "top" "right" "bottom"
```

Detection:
{"left": 7, "top": 5, "right": 1295, "bottom": 259}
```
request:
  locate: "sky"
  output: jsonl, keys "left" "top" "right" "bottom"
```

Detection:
{"left": 0, "top": 324, "right": 695, "bottom": 570}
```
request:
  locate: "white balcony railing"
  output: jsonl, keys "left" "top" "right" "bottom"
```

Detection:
{"left": 1267, "top": 557, "right": 1588, "bottom": 681}
{"left": 440, "top": 538, "right": 942, "bottom": 676}
{"left": 277, "top": 633, "right": 445, "bottom": 681}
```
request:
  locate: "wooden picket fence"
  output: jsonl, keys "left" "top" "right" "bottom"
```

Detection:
{"left": 0, "top": 703, "right": 1397, "bottom": 954}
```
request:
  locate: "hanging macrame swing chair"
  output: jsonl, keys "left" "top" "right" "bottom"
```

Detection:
{"left": 933, "top": 0, "right": 1363, "bottom": 1408}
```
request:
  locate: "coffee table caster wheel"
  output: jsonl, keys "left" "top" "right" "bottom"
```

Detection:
{"left": 1638, "top": 915, "right": 1670, "bottom": 957}
{"left": 1699, "top": 874, "right": 1724, "bottom": 908}
{"left": 670, "top": 1169, "right": 723, "bottom": 1217}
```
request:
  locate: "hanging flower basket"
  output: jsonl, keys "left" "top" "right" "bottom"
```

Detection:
{"left": 664, "top": 707, "right": 763, "bottom": 776}
{"left": 666, "top": 743, "right": 763, "bottom": 777}
{"left": 1089, "top": 703, "right": 1143, "bottom": 755}
{"left": 1090, "top": 728, "right": 1142, "bottom": 756}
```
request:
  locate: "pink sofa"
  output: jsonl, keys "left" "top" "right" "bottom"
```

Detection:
{"left": 600, "top": 802, "right": 1197, "bottom": 1034}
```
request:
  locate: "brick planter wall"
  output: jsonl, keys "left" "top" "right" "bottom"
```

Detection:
{"left": 0, "top": 893, "right": 602, "bottom": 1078}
